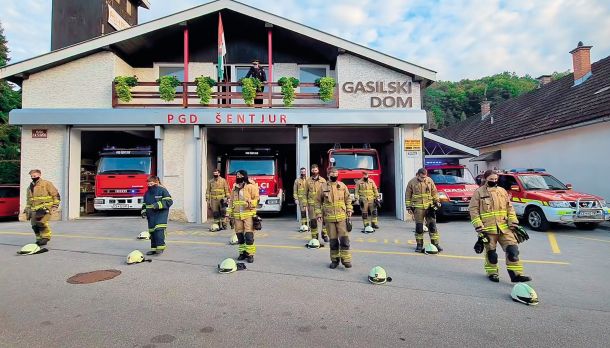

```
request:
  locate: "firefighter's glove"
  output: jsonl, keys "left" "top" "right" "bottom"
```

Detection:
{"left": 253, "top": 215, "right": 263, "bottom": 231}
{"left": 474, "top": 239, "right": 484, "bottom": 254}
{"left": 512, "top": 225, "right": 529, "bottom": 244}
{"left": 475, "top": 226, "right": 484, "bottom": 233}
{"left": 229, "top": 218, "right": 235, "bottom": 229}
{"left": 426, "top": 206, "right": 437, "bottom": 219}
{"left": 141, "top": 210, "right": 147, "bottom": 219}
{"left": 374, "top": 199, "right": 382, "bottom": 209}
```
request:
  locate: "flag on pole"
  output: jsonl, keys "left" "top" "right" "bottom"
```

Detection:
{"left": 217, "top": 13, "right": 226, "bottom": 81}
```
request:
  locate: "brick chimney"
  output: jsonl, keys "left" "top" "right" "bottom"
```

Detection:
{"left": 569, "top": 41, "right": 593, "bottom": 85}
{"left": 537, "top": 75, "right": 552, "bottom": 87}
{"left": 480, "top": 100, "right": 491, "bottom": 120}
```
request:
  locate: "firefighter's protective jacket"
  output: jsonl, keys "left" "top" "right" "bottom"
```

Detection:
{"left": 306, "top": 176, "right": 326, "bottom": 205}
{"left": 355, "top": 179, "right": 379, "bottom": 202}
{"left": 26, "top": 179, "right": 60, "bottom": 212}
{"left": 315, "top": 181, "right": 353, "bottom": 222}
{"left": 293, "top": 177, "right": 308, "bottom": 201}
{"left": 405, "top": 177, "right": 438, "bottom": 209}
{"left": 141, "top": 185, "right": 173, "bottom": 230}
{"left": 468, "top": 186, "right": 518, "bottom": 234}
{"left": 206, "top": 177, "right": 230, "bottom": 200}
{"left": 227, "top": 181, "right": 259, "bottom": 220}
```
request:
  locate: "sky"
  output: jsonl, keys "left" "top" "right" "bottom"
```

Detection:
{"left": 2, "top": 0, "right": 610, "bottom": 81}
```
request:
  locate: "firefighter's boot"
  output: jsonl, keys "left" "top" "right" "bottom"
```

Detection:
{"left": 432, "top": 241, "right": 443, "bottom": 252}
{"left": 414, "top": 241, "right": 424, "bottom": 253}
{"left": 509, "top": 271, "right": 532, "bottom": 283}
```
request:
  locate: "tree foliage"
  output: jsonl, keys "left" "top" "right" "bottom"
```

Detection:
{"left": 0, "top": 21, "right": 22, "bottom": 183}
{"left": 423, "top": 71, "right": 568, "bottom": 129}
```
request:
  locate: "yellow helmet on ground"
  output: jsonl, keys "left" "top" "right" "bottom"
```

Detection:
{"left": 126, "top": 250, "right": 145, "bottom": 264}
{"left": 229, "top": 234, "right": 239, "bottom": 245}
{"left": 511, "top": 283, "right": 539, "bottom": 306}
{"left": 17, "top": 243, "right": 42, "bottom": 255}
{"left": 218, "top": 258, "right": 237, "bottom": 273}
{"left": 137, "top": 231, "right": 150, "bottom": 240}
{"left": 368, "top": 266, "right": 392, "bottom": 284}
{"left": 306, "top": 238, "right": 321, "bottom": 249}
{"left": 209, "top": 224, "right": 221, "bottom": 232}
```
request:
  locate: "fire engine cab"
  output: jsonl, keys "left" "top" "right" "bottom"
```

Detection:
{"left": 497, "top": 168, "right": 610, "bottom": 231}
{"left": 94, "top": 146, "right": 155, "bottom": 211}
{"left": 324, "top": 144, "right": 383, "bottom": 205}
{"left": 426, "top": 163, "right": 478, "bottom": 219}
{"left": 224, "top": 147, "right": 284, "bottom": 213}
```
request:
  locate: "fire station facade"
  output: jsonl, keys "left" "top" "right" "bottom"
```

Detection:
{"left": 2, "top": 0, "right": 469, "bottom": 223}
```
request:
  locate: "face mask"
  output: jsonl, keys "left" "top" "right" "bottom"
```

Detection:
{"left": 363, "top": 177, "right": 369, "bottom": 182}
{"left": 417, "top": 176, "right": 425, "bottom": 182}
{"left": 329, "top": 176, "right": 338, "bottom": 182}
{"left": 236, "top": 177, "right": 244, "bottom": 184}
{"left": 32, "top": 177, "right": 40, "bottom": 182}
{"left": 147, "top": 182, "right": 155, "bottom": 187}
{"left": 487, "top": 181, "right": 498, "bottom": 187}
{"left": 300, "top": 174, "right": 306, "bottom": 178}
{"left": 213, "top": 174, "right": 219, "bottom": 178}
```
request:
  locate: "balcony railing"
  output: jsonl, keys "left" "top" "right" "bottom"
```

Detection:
{"left": 112, "top": 81, "right": 339, "bottom": 108}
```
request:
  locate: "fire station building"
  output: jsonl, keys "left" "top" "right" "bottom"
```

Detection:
{"left": 2, "top": 0, "right": 475, "bottom": 223}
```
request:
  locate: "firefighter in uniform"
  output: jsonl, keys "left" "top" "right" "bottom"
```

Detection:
{"left": 316, "top": 167, "right": 353, "bottom": 269}
{"left": 355, "top": 171, "right": 380, "bottom": 230}
{"left": 206, "top": 169, "right": 230, "bottom": 230}
{"left": 141, "top": 176, "right": 173, "bottom": 255}
{"left": 469, "top": 170, "right": 532, "bottom": 283}
{"left": 405, "top": 168, "right": 443, "bottom": 253}
{"left": 226, "top": 170, "right": 259, "bottom": 263}
{"left": 306, "top": 164, "right": 329, "bottom": 242}
{"left": 293, "top": 167, "right": 309, "bottom": 228}
{"left": 24, "top": 169, "right": 60, "bottom": 246}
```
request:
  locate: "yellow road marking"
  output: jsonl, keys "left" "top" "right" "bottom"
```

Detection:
{"left": 394, "top": 239, "right": 400, "bottom": 244}
{"left": 0, "top": 231, "right": 569, "bottom": 265}
{"left": 547, "top": 232, "right": 561, "bottom": 254}
{"left": 384, "top": 239, "right": 388, "bottom": 244}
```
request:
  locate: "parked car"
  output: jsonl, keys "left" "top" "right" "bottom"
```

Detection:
{"left": 0, "top": 185, "right": 20, "bottom": 219}
{"left": 497, "top": 169, "right": 609, "bottom": 231}
{"left": 426, "top": 164, "right": 478, "bottom": 220}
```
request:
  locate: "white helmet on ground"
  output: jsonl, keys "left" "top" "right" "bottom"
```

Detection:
{"left": 137, "top": 231, "right": 150, "bottom": 240}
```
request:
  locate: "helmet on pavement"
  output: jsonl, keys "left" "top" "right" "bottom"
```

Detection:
{"left": 126, "top": 250, "right": 145, "bottom": 264}
{"left": 424, "top": 244, "right": 438, "bottom": 255}
{"left": 364, "top": 225, "right": 375, "bottom": 233}
{"left": 306, "top": 238, "right": 321, "bottom": 249}
{"left": 17, "top": 243, "right": 41, "bottom": 255}
{"left": 218, "top": 258, "right": 237, "bottom": 274}
{"left": 423, "top": 225, "right": 429, "bottom": 232}
{"left": 229, "top": 234, "right": 239, "bottom": 245}
{"left": 137, "top": 231, "right": 150, "bottom": 240}
{"left": 209, "top": 223, "right": 220, "bottom": 232}
{"left": 368, "top": 266, "right": 392, "bottom": 284}
{"left": 511, "top": 283, "right": 539, "bottom": 306}
{"left": 299, "top": 224, "right": 310, "bottom": 232}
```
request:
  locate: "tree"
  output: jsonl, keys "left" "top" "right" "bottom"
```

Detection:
{"left": 0, "top": 21, "right": 22, "bottom": 184}
{"left": 423, "top": 72, "right": 538, "bottom": 129}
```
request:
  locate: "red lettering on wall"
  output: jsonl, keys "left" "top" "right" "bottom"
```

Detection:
{"left": 215, "top": 113, "right": 221, "bottom": 123}
{"left": 227, "top": 114, "right": 233, "bottom": 123}
{"left": 237, "top": 113, "right": 245, "bottom": 123}
{"left": 168, "top": 114, "right": 174, "bottom": 123}
{"left": 190, "top": 114, "right": 198, "bottom": 123}
{"left": 178, "top": 114, "right": 186, "bottom": 124}
{"left": 280, "top": 114, "right": 287, "bottom": 124}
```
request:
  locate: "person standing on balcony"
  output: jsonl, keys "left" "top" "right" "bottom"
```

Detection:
{"left": 23, "top": 169, "right": 60, "bottom": 246}
{"left": 245, "top": 59, "right": 267, "bottom": 105}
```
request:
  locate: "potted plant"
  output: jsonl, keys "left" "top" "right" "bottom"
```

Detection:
{"left": 277, "top": 77, "right": 300, "bottom": 107}
{"left": 315, "top": 77, "right": 336, "bottom": 102}
{"left": 113, "top": 76, "right": 138, "bottom": 102}
{"left": 194, "top": 76, "right": 217, "bottom": 105}
{"left": 239, "top": 77, "right": 263, "bottom": 106}
{"left": 156, "top": 75, "right": 181, "bottom": 102}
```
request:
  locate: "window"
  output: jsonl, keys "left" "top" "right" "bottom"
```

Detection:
{"left": 518, "top": 175, "right": 567, "bottom": 191}
{"left": 228, "top": 159, "right": 275, "bottom": 175}
{"left": 498, "top": 175, "right": 518, "bottom": 191}
{"left": 98, "top": 157, "right": 152, "bottom": 174}
{"left": 428, "top": 168, "right": 476, "bottom": 185}
{"left": 332, "top": 154, "right": 379, "bottom": 170}
{"left": 0, "top": 187, "right": 19, "bottom": 198}
{"left": 299, "top": 67, "right": 327, "bottom": 93}
{"left": 234, "top": 66, "right": 269, "bottom": 92}
{"left": 159, "top": 66, "right": 184, "bottom": 92}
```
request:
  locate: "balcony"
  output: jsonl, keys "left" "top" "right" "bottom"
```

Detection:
{"left": 112, "top": 81, "right": 339, "bottom": 108}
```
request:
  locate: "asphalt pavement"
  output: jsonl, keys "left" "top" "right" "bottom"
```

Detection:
{"left": 1, "top": 215, "right": 609, "bottom": 347}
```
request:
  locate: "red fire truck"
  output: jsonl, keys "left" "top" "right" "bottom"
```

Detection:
{"left": 426, "top": 163, "right": 478, "bottom": 219}
{"left": 324, "top": 145, "right": 383, "bottom": 204}
{"left": 93, "top": 146, "right": 155, "bottom": 211}
{"left": 225, "top": 147, "right": 284, "bottom": 213}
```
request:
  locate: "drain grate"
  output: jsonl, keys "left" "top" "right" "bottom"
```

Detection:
{"left": 67, "top": 270, "right": 122, "bottom": 284}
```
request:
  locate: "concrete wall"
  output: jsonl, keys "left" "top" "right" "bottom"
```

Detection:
{"left": 19, "top": 126, "right": 67, "bottom": 221}
{"left": 22, "top": 52, "right": 116, "bottom": 108}
{"left": 463, "top": 121, "right": 610, "bottom": 201}
{"left": 336, "top": 54, "right": 421, "bottom": 110}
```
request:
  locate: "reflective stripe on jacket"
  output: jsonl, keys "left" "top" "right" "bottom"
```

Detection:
{"left": 293, "top": 177, "right": 308, "bottom": 200}
{"left": 315, "top": 181, "right": 353, "bottom": 222}
{"left": 206, "top": 177, "right": 230, "bottom": 200}
{"left": 306, "top": 176, "right": 326, "bottom": 204}
{"left": 26, "top": 179, "right": 60, "bottom": 210}
{"left": 227, "top": 181, "right": 259, "bottom": 220}
{"left": 355, "top": 179, "right": 379, "bottom": 201}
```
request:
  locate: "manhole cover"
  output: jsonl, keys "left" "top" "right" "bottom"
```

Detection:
{"left": 67, "top": 270, "right": 122, "bottom": 284}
